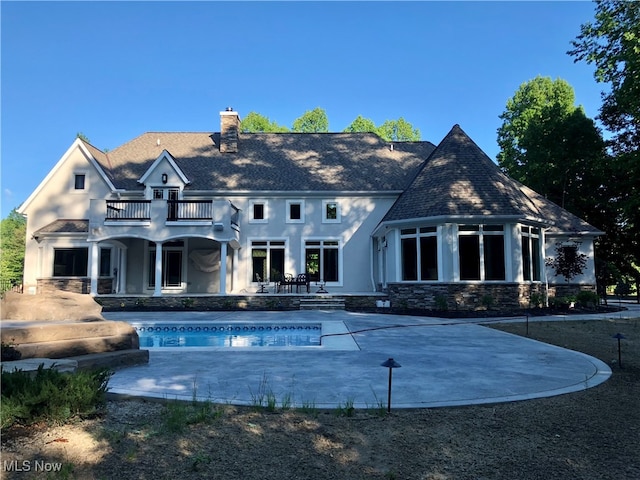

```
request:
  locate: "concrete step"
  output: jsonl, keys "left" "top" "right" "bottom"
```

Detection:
{"left": 0, "top": 349, "right": 149, "bottom": 375}
{"left": 72, "top": 349, "right": 149, "bottom": 370}
{"left": 299, "top": 297, "right": 345, "bottom": 310}
{"left": 14, "top": 334, "right": 140, "bottom": 360}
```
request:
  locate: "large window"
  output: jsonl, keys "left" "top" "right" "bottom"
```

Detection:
{"left": 458, "top": 225, "right": 505, "bottom": 281}
{"left": 401, "top": 227, "right": 438, "bottom": 281}
{"left": 305, "top": 240, "right": 339, "bottom": 283}
{"left": 521, "top": 226, "right": 541, "bottom": 281}
{"left": 251, "top": 240, "right": 285, "bottom": 282}
{"left": 53, "top": 248, "right": 88, "bottom": 277}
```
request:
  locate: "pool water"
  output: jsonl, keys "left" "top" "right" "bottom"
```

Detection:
{"left": 132, "top": 322, "right": 322, "bottom": 348}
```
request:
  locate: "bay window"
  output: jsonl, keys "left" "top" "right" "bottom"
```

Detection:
{"left": 401, "top": 227, "right": 438, "bottom": 281}
{"left": 458, "top": 225, "right": 505, "bottom": 281}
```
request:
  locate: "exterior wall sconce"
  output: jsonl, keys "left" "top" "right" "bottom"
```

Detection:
{"left": 381, "top": 357, "right": 401, "bottom": 413}
{"left": 161, "top": 173, "right": 168, "bottom": 184}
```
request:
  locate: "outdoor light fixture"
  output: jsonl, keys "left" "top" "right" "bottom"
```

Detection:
{"left": 381, "top": 357, "right": 401, "bottom": 413}
{"left": 613, "top": 333, "right": 626, "bottom": 368}
{"left": 161, "top": 173, "right": 168, "bottom": 184}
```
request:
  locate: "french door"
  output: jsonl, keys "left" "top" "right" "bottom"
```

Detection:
{"left": 148, "top": 242, "right": 183, "bottom": 289}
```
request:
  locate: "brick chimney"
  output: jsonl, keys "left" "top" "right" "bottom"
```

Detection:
{"left": 220, "top": 107, "right": 240, "bottom": 153}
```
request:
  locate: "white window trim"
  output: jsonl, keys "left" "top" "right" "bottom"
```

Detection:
{"left": 286, "top": 199, "right": 305, "bottom": 224}
{"left": 322, "top": 200, "right": 341, "bottom": 224}
{"left": 302, "top": 237, "right": 343, "bottom": 286}
{"left": 148, "top": 186, "right": 182, "bottom": 200}
{"left": 249, "top": 199, "right": 269, "bottom": 224}
{"left": 456, "top": 224, "right": 506, "bottom": 282}
{"left": 399, "top": 226, "right": 441, "bottom": 282}
{"left": 70, "top": 170, "right": 89, "bottom": 193}
{"left": 248, "top": 238, "right": 288, "bottom": 284}
{"left": 521, "top": 225, "right": 543, "bottom": 283}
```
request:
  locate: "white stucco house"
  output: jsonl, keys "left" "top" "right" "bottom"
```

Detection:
{"left": 17, "top": 109, "right": 602, "bottom": 311}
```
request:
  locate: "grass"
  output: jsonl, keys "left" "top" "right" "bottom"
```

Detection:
{"left": 0, "top": 365, "right": 112, "bottom": 429}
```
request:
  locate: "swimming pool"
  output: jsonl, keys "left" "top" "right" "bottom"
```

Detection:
{"left": 132, "top": 322, "right": 323, "bottom": 349}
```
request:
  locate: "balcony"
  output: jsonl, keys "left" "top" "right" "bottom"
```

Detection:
{"left": 105, "top": 200, "right": 219, "bottom": 221}
{"left": 91, "top": 199, "right": 240, "bottom": 244}
{"left": 106, "top": 200, "right": 151, "bottom": 220}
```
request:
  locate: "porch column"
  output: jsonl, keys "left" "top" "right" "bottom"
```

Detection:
{"left": 154, "top": 241, "right": 163, "bottom": 297}
{"left": 118, "top": 248, "right": 128, "bottom": 294}
{"left": 232, "top": 247, "right": 239, "bottom": 293}
{"left": 90, "top": 242, "right": 99, "bottom": 296}
{"left": 219, "top": 241, "right": 228, "bottom": 294}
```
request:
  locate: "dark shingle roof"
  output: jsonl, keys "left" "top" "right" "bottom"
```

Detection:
{"left": 382, "top": 125, "right": 602, "bottom": 234}
{"left": 34, "top": 220, "right": 89, "bottom": 236}
{"left": 101, "top": 132, "right": 436, "bottom": 192}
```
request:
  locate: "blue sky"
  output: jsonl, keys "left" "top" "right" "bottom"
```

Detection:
{"left": 1, "top": 1, "right": 605, "bottom": 219}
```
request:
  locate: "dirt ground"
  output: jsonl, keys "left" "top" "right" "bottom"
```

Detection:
{"left": 1, "top": 316, "right": 639, "bottom": 480}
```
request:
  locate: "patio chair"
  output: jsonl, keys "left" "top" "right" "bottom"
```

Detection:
{"left": 278, "top": 273, "right": 294, "bottom": 293}
{"left": 255, "top": 274, "right": 269, "bottom": 294}
{"left": 293, "top": 273, "right": 310, "bottom": 293}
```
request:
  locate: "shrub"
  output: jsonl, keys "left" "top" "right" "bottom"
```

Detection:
{"left": 434, "top": 294, "right": 448, "bottom": 311}
{"left": 1, "top": 342, "right": 22, "bottom": 361}
{"left": 480, "top": 294, "right": 494, "bottom": 309}
{"left": 548, "top": 296, "right": 576, "bottom": 309}
{"left": 529, "top": 292, "right": 545, "bottom": 308}
{"left": 1, "top": 365, "right": 112, "bottom": 429}
{"left": 576, "top": 290, "right": 599, "bottom": 308}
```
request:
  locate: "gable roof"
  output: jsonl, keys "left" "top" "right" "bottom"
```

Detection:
{"left": 18, "top": 139, "right": 118, "bottom": 214}
{"left": 137, "top": 150, "right": 191, "bottom": 186}
{"left": 99, "top": 132, "right": 437, "bottom": 192}
{"left": 382, "top": 125, "right": 602, "bottom": 234}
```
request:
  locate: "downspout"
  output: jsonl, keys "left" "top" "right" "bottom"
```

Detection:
{"left": 542, "top": 227, "right": 551, "bottom": 307}
{"left": 369, "top": 235, "right": 377, "bottom": 292}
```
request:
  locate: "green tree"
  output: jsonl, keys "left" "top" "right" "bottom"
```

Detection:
{"left": 0, "top": 209, "right": 26, "bottom": 286}
{"left": 377, "top": 118, "right": 421, "bottom": 142}
{"left": 495, "top": 76, "right": 626, "bottom": 296}
{"left": 569, "top": 0, "right": 640, "bottom": 301}
{"left": 292, "top": 107, "right": 329, "bottom": 133}
{"left": 76, "top": 132, "right": 90, "bottom": 143}
{"left": 546, "top": 241, "right": 589, "bottom": 283}
{"left": 240, "top": 112, "right": 289, "bottom": 133}
{"left": 569, "top": 0, "right": 640, "bottom": 155}
{"left": 343, "top": 115, "right": 378, "bottom": 134}
{"left": 497, "top": 76, "right": 607, "bottom": 217}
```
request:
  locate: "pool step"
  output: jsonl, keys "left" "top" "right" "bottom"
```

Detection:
{"left": 299, "top": 296, "right": 345, "bottom": 310}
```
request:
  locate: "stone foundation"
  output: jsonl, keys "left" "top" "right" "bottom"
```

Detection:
{"left": 37, "top": 278, "right": 114, "bottom": 295}
{"left": 97, "top": 294, "right": 386, "bottom": 312}
{"left": 385, "top": 282, "right": 595, "bottom": 313}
